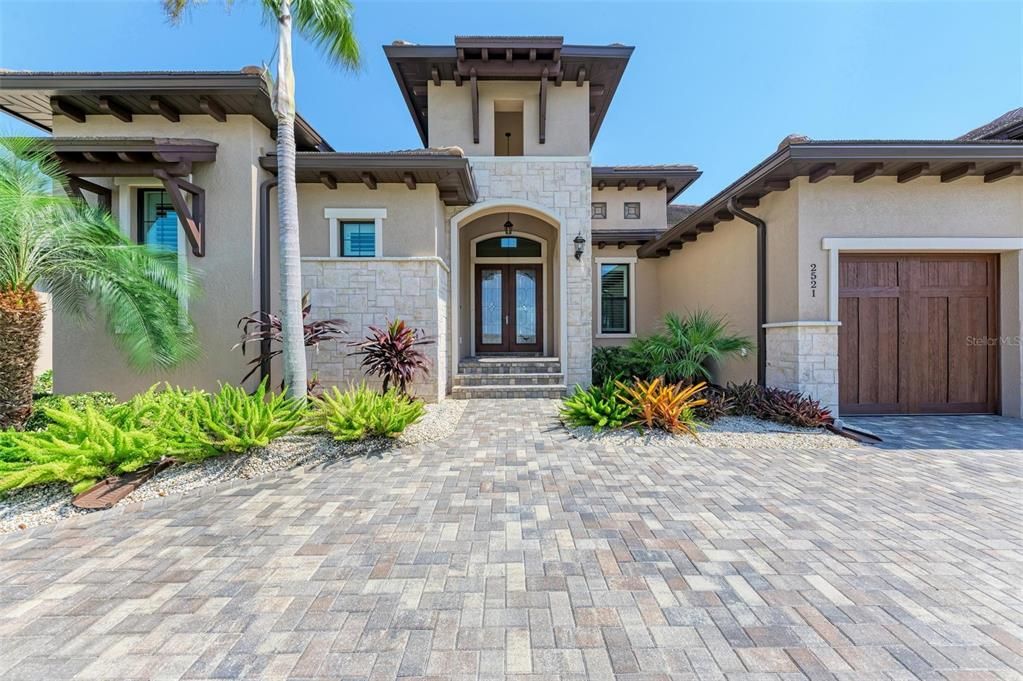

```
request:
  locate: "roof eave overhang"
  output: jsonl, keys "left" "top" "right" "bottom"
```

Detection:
{"left": 638, "top": 142, "right": 1023, "bottom": 258}
{"left": 591, "top": 167, "right": 702, "bottom": 203}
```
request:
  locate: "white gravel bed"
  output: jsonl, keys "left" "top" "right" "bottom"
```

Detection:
{"left": 0, "top": 399, "right": 465, "bottom": 535}
{"left": 567, "top": 415, "right": 860, "bottom": 449}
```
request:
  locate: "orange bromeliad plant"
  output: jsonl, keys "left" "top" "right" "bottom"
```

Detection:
{"left": 615, "top": 378, "right": 708, "bottom": 435}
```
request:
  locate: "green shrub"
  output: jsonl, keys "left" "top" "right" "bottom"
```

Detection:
{"left": 32, "top": 369, "right": 53, "bottom": 397}
{"left": 308, "top": 383, "right": 425, "bottom": 442}
{"left": 0, "top": 401, "right": 170, "bottom": 494}
{"left": 692, "top": 385, "right": 732, "bottom": 422}
{"left": 592, "top": 346, "right": 649, "bottom": 385}
{"left": 114, "top": 380, "right": 305, "bottom": 456}
{"left": 631, "top": 311, "right": 753, "bottom": 384}
{"left": 560, "top": 379, "right": 632, "bottom": 431}
{"left": 25, "top": 392, "right": 117, "bottom": 431}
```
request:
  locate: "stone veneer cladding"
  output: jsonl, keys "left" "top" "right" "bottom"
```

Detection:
{"left": 467, "top": 158, "right": 593, "bottom": 388}
{"left": 301, "top": 258, "right": 448, "bottom": 402}
{"left": 765, "top": 323, "right": 840, "bottom": 415}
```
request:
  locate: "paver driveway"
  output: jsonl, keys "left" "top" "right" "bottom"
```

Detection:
{"left": 1, "top": 400, "right": 1021, "bottom": 681}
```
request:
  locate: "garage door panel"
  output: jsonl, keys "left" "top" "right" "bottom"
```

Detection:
{"left": 838, "top": 254, "right": 997, "bottom": 415}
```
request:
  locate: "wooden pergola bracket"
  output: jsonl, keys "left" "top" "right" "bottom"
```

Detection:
{"left": 539, "top": 67, "right": 549, "bottom": 144}
{"left": 63, "top": 176, "right": 112, "bottom": 212}
{"left": 154, "top": 169, "right": 205, "bottom": 257}
{"left": 470, "top": 68, "right": 479, "bottom": 144}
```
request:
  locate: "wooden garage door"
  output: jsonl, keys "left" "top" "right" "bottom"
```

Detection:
{"left": 838, "top": 254, "right": 998, "bottom": 414}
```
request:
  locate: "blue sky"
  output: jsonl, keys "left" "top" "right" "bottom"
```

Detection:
{"left": 1, "top": 0, "right": 1020, "bottom": 204}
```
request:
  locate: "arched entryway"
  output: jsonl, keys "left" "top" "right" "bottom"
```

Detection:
{"left": 449, "top": 200, "right": 566, "bottom": 381}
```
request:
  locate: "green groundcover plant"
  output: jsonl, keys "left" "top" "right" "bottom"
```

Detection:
{"left": 307, "top": 383, "right": 425, "bottom": 442}
{"left": 0, "top": 380, "right": 304, "bottom": 494}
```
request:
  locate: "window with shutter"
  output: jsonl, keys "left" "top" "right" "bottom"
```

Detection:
{"left": 600, "top": 263, "right": 630, "bottom": 334}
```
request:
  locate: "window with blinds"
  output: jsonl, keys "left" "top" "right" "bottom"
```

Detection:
{"left": 600, "top": 263, "right": 630, "bottom": 334}
{"left": 138, "top": 189, "right": 178, "bottom": 253}
{"left": 341, "top": 221, "right": 376, "bottom": 257}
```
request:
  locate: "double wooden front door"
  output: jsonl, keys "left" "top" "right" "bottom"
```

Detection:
{"left": 838, "top": 254, "right": 999, "bottom": 414}
{"left": 474, "top": 264, "right": 543, "bottom": 353}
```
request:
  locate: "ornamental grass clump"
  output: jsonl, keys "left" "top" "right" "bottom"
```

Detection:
{"left": 560, "top": 379, "right": 632, "bottom": 431}
{"left": 615, "top": 378, "right": 708, "bottom": 435}
{"left": 307, "top": 383, "right": 425, "bottom": 442}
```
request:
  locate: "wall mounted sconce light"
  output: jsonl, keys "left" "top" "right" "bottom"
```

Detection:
{"left": 574, "top": 234, "right": 586, "bottom": 260}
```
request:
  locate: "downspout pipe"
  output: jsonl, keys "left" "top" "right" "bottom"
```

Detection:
{"left": 726, "top": 197, "right": 767, "bottom": 386}
{"left": 258, "top": 177, "right": 278, "bottom": 385}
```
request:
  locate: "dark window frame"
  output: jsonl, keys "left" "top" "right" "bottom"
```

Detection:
{"left": 340, "top": 220, "right": 377, "bottom": 257}
{"left": 599, "top": 262, "right": 631, "bottom": 335}
{"left": 136, "top": 187, "right": 178, "bottom": 250}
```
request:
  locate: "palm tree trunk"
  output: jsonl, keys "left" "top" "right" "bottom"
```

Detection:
{"left": 274, "top": 0, "right": 308, "bottom": 401}
{"left": 0, "top": 288, "right": 44, "bottom": 429}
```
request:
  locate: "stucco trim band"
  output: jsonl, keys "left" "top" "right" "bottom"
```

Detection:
{"left": 301, "top": 256, "right": 450, "bottom": 273}
{"left": 762, "top": 321, "right": 842, "bottom": 328}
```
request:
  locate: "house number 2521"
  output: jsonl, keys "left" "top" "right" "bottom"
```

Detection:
{"left": 809, "top": 263, "right": 818, "bottom": 297}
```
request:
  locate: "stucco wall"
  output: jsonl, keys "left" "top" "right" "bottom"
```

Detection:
{"left": 591, "top": 246, "right": 662, "bottom": 347}
{"left": 51, "top": 114, "right": 273, "bottom": 398}
{"left": 591, "top": 187, "right": 669, "bottom": 230}
{"left": 302, "top": 258, "right": 448, "bottom": 401}
{"left": 653, "top": 224, "right": 759, "bottom": 385}
{"left": 294, "top": 183, "right": 445, "bottom": 258}
{"left": 427, "top": 80, "right": 590, "bottom": 157}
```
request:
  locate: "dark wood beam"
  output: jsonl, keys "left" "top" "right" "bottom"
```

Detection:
{"left": 737, "top": 196, "right": 759, "bottom": 208}
{"left": 714, "top": 211, "right": 734, "bottom": 222}
{"left": 596, "top": 241, "right": 606, "bottom": 249}
{"left": 199, "top": 96, "right": 226, "bottom": 122}
{"left": 576, "top": 66, "right": 586, "bottom": 86}
{"left": 538, "top": 67, "right": 548, "bottom": 145}
{"left": 360, "top": 172, "right": 377, "bottom": 190}
{"left": 403, "top": 172, "right": 417, "bottom": 190}
{"left": 453, "top": 70, "right": 463, "bottom": 86}
{"left": 596, "top": 180, "right": 606, "bottom": 190}
{"left": 656, "top": 180, "right": 667, "bottom": 191}
{"left": 154, "top": 169, "right": 205, "bottom": 257}
{"left": 940, "top": 163, "right": 975, "bottom": 183}
{"left": 97, "top": 96, "right": 132, "bottom": 122}
{"left": 430, "top": 67, "right": 441, "bottom": 86}
{"left": 984, "top": 163, "right": 1021, "bottom": 183}
{"left": 319, "top": 172, "right": 337, "bottom": 190}
{"left": 470, "top": 69, "right": 479, "bottom": 144}
{"left": 51, "top": 97, "right": 85, "bottom": 123}
{"left": 668, "top": 242, "right": 684, "bottom": 250}
{"left": 636, "top": 180, "right": 646, "bottom": 191}
{"left": 853, "top": 162, "right": 883, "bottom": 183}
{"left": 695, "top": 223, "right": 715, "bottom": 233}
{"left": 439, "top": 190, "right": 459, "bottom": 202}
{"left": 59, "top": 161, "right": 192, "bottom": 177}
{"left": 656, "top": 248, "right": 670, "bottom": 257}
{"left": 115, "top": 151, "right": 149, "bottom": 163}
{"left": 763, "top": 178, "right": 790, "bottom": 192}
{"left": 82, "top": 151, "right": 114, "bottom": 163}
{"left": 149, "top": 96, "right": 180, "bottom": 122}
{"left": 617, "top": 180, "right": 626, "bottom": 191}
{"left": 808, "top": 163, "right": 837, "bottom": 184}
{"left": 66, "top": 176, "right": 112, "bottom": 212}
{"left": 681, "top": 233, "right": 698, "bottom": 242}
{"left": 554, "top": 68, "right": 563, "bottom": 87}
{"left": 897, "top": 163, "right": 928, "bottom": 183}
{"left": 617, "top": 241, "right": 626, "bottom": 249}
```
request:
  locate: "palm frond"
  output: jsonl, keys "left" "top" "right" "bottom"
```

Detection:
{"left": 272, "top": 0, "right": 361, "bottom": 70}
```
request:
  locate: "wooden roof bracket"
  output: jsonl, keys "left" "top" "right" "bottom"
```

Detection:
{"left": 539, "top": 67, "right": 549, "bottom": 145}
{"left": 470, "top": 68, "right": 479, "bottom": 144}
{"left": 63, "top": 176, "right": 112, "bottom": 212}
{"left": 154, "top": 169, "right": 205, "bottom": 257}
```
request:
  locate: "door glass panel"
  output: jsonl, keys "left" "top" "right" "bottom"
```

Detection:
{"left": 515, "top": 268, "right": 537, "bottom": 344}
{"left": 481, "top": 268, "right": 503, "bottom": 344}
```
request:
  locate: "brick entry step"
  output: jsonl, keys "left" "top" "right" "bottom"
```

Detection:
{"left": 451, "top": 356, "right": 566, "bottom": 399}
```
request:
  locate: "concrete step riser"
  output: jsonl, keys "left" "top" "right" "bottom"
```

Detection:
{"left": 458, "top": 363, "right": 560, "bottom": 375}
{"left": 452, "top": 373, "right": 563, "bottom": 387}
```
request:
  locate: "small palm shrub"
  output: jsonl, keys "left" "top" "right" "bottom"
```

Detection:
{"left": 0, "top": 401, "right": 171, "bottom": 494}
{"left": 560, "top": 379, "right": 632, "bottom": 431}
{"left": 25, "top": 392, "right": 117, "bottom": 431}
{"left": 631, "top": 311, "right": 753, "bottom": 384}
{"left": 350, "top": 320, "right": 433, "bottom": 396}
{"left": 307, "top": 383, "right": 425, "bottom": 442}
{"left": 592, "top": 346, "right": 649, "bottom": 385}
{"left": 724, "top": 381, "right": 831, "bottom": 427}
{"left": 616, "top": 378, "right": 708, "bottom": 435}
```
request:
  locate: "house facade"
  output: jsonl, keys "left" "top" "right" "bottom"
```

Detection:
{"left": 1, "top": 36, "right": 1021, "bottom": 417}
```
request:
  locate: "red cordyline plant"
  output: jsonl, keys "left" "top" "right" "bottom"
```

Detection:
{"left": 349, "top": 319, "right": 433, "bottom": 397}
{"left": 235, "top": 293, "right": 348, "bottom": 389}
